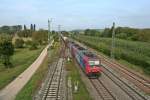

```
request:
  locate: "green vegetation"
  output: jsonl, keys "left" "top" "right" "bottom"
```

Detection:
{"left": 32, "top": 30, "right": 48, "bottom": 45}
{"left": 0, "top": 23, "right": 56, "bottom": 90}
{"left": 15, "top": 55, "right": 48, "bottom": 100}
{"left": 0, "top": 25, "right": 22, "bottom": 35}
{"left": 78, "top": 27, "right": 150, "bottom": 42}
{"left": 15, "top": 41, "right": 60, "bottom": 100}
{"left": 103, "top": 27, "right": 150, "bottom": 42}
{"left": 14, "top": 38, "right": 24, "bottom": 48}
{"left": 73, "top": 35, "right": 150, "bottom": 75}
{"left": 118, "top": 59, "right": 144, "bottom": 74}
{"left": 66, "top": 60, "right": 92, "bottom": 100}
{"left": 17, "top": 24, "right": 36, "bottom": 38}
{"left": 0, "top": 46, "right": 44, "bottom": 89}
{"left": 0, "top": 34, "right": 14, "bottom": 67}
{"left": 84, "top": 29, "right": 102, "bottom": 37}
{"left": 29, "top": 41, "right": 38, "bottom": 50}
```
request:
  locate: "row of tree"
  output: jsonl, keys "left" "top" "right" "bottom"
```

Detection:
{"left": 0, "top": 24, "right": 36, "bottom": 36}
{"left": 17, "top": 24, "right": 36, "bottom": 37}
{"left": 82, "top": 27, "right": 150, "bottom": 42}
{"left": 103, "top": 27, "right": 150, "bottom": 42}
{"left": 0, "top": 25, "right": 22, "bottom": 35}
{"left": 23, "top": 24, "right": 36, "bottom": 31}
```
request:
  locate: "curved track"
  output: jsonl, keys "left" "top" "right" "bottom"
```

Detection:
{"left": 102, "top": 64, "right": 148, "bottom": 100}
{"left": 90, "top": 64, "right": 148, "bottom": 100}
{"left": 77, "top": 40, "right": 150, "bottom": 94}
{"left": 101, "top": 58, "right": 150, "bottom": 94}
{"left": 73, "top": 40, "right": 150, "bottom": 100}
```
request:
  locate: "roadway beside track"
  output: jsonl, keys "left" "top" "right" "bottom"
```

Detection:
{"left": 0, "top": 40, "right": 54, "bottom": 100}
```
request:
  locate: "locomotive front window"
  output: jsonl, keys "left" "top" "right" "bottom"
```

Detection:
{"left": 89, "top": 61, "right": 100, "bottom": 66}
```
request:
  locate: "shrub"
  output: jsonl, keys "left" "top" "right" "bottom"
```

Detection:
{"left": 15, "top": 38, "right": 24, "bottom": 48}
{"left": 25, "top": 40, "right": 32, "bottom": 46}
{"left": 0, "top": 34, "right": 14, "bottom": 67}
{"left": 29, "top": 41, "right": 38, "bottom": 50}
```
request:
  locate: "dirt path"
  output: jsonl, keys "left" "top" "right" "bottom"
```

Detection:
{"left": 0, "top": 41, "right": 53, "bottom": 100}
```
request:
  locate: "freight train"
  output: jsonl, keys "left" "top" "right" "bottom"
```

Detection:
{"left": 68, "top": 41, "right": 102, "bottom": 78}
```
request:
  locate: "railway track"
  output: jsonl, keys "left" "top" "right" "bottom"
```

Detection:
{"left": 42, "top": 58, "right": 64, "bottom": 100}
{"left": 89, "top": 45, "right": 150, "bottom": 94}
{"left": 102, "top": 64, "right": 148, "bottom": 100}
{"left": 42, "top": 41, "right": 66, "bottom": 100}
{"left": 90, "top": 79, "right": 116, "bottom": 100}
{"left": 101, "top": 58, "right": 150, "bottom": 94}
{"left": 74, "top": 40, "right": 150, "bottom": 94}
{"left": 90, "top": 64, "right": 148, "bottom": 100}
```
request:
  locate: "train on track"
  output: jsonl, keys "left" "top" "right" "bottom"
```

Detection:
{"left": 68, "top": 41, "right": 103, "bottom": 78}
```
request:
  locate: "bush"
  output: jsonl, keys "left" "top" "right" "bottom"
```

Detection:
{"left": 0, "top": 34, "right": 14, "bottom": 67}
{"left": 116, "top": 33, "right": 128, "bottom": 39}
{"left": 29, "top": 41, "right": 38, "bottom": 50}
{"left": 15, "top": 38, "right": 24, "bottom": 48}
{"left": 25, "top": 40, "right": 32, "bottom": 46}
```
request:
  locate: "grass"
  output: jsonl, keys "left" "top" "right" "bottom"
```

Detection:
{"left": 118, "top": 59, "right": 145, "bottom": 75}
{"left": 15, "top": 41, "right": 60, "bottom": 100}
{"left": 0, "top": 46, "right": 44, "bottom": 89}
{"left": 65, "top": 60, "right": 92, "bottom": 100}
{"left": 15, "top": 55, "right": 48, "bottom": 100}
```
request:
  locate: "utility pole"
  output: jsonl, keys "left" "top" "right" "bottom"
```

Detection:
{"left": 48, "top": 18, "right": 52, "bottom": 43}
{"left": 58, "top": 25, "right": 61, "bottom": 34}
{"left": 58, "top": 25, "right": 61, "bottom": 40}
{"left": 111, "top": 22, "right": 115, "bottom": 59}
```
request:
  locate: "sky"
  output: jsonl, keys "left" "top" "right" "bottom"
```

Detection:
{"left": 0, "top": 0, "right": 150, "bottom": 30}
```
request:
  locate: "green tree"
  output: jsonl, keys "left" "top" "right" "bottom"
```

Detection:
{"left": 0, "top": 26, "right": 10, "bottom": 34}
{"left": 0, "top": 34, "right": 14, "bottom": 67}
{"left": 137, "top": 29, "right": 150, "bottom": 42}
{"left": 15, "top": 38, "right": 24, "bottom": 48}
{"left": 102, "top": 28, "right": 111, "bottom": 37}
{"left": 61, "top": 31, "right": 69, "bottom": 36}
{"left": 30, "top": 24, "right": 33, "bottom": 31}
{"left": 84, "top": 29, "right": 101, "bottom": 36}
{"left": 33, "top": 24, "right": 36, "bottom": 31}
{"left": 24, "top": 25, "right": 27, "bottom": 31}
{"left": 84, "top": 29, "right": 90, "bottom": 35}
{"left": 29, "top": 41, "right": 38, "bottom": 50}
{"left": 32, "top": 30, "right": 48, "bottom": 45}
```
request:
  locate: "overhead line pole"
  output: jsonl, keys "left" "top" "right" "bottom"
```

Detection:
{"left": 47, "top": 19, "right": 52, "bottom": 59}
{"left": 58, "top": 25, "right": 61, "bottom": 41}
{"left": 48, "top": 18, "right": 52, "bottom": 43}
{"left": 111, "top": 22, "right": 115, "bottom": 59}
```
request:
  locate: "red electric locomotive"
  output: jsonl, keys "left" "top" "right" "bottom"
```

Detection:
{"left": 69, "top": 42, "right": 102, "bottom": 78}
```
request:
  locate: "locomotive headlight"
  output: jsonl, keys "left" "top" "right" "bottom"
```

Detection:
{"left": 95, "top": 61, "right": 99, "bottom": 65}
{"left": 89, "top": 60, "right": 100, "bottom": 66}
